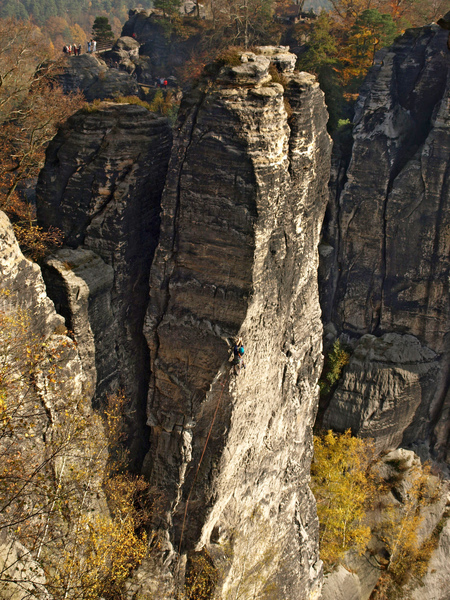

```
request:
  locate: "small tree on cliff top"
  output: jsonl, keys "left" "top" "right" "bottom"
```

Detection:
{"left": 154, "top": 0, "right": 182, "bottom": 18}
{"left": 92, "top": 16, "right": 115, "bottom": 43}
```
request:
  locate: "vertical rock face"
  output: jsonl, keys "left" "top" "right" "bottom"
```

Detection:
{"left": 0, "top": 211, "right": 65, "bottom": 339}
{"left": 321, "top": 24, "right": 450, "bottom": 457}
{"left": 0, "top": 211, "right": 98, "bottom": 599}
{"left": 143, "top": 49, "right": 331, "bottom": 599}
{"left": 37, "top": 103, "right": 172, "bottom": 463}
{"left": 42, "top": 248, "right": 115, "bottom": 396}
{"left": 330, "top": 25, "right": 449, "bottom": 347}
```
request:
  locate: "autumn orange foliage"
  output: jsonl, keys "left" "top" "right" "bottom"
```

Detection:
{"left": 0, "top": 17, "right": 84, "bottom": 259}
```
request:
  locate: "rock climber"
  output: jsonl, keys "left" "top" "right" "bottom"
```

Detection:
{"left": 231, "top": 337, "right": 245, "bottom": 375}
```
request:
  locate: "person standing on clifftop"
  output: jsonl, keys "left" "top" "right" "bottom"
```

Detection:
{"left": 87, "top": 40, "right": 91, "bottom": 53}
{"left": 92, "top": 40, "right": 97, "bottom": 53}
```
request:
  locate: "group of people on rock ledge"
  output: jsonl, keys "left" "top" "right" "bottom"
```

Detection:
{"left": 63, "top": 43, "right": 81, "bottom": 55}
{"left": 63, "top": 40, "right": 97, "bottom": 56}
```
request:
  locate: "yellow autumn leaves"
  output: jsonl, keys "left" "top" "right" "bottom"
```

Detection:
{"left": 311, "top": 429, "right": 443, "bottom": 598}
{"left": 311, "top": 429, "right": 375, "bottom": 566}
{"left": 0, "top": 299, "right": 149, "bottom": 599}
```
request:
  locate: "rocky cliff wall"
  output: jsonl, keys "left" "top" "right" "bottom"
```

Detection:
{"left": 35, "top": 48, "right": 332, "bottom": 598}
{"left": 320, "top": 24, "right": 450, "bottom": 460}
{"left": 0, "top": 211, "right": 105, "bottom": 598}
{"left": 322, "top": 333, "right": 441, "bottom": 452}
{"left": 121, "top": 9, "right": 202, "bottom": 80}
{"left": 141, "top": 48, "right": 331, "bottom": 599}
{"left": 36, "top": 102, "right": 172, "bottom": 465}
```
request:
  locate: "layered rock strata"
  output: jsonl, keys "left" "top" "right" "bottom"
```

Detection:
{"left": 323, "top": 333, "right": 441, "bottom": 452}
{"left": 142, "top": 48, "right": 331, "bottom": 599}
{"left": 321, "top": 23, "right": 450, "bottom": 458}
{"left": 37, "top": 103, "right": 172, "bottom": 464}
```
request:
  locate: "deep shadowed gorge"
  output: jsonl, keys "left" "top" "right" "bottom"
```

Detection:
{"left": 36, "top": 103, "right": 172, "bottom": 467}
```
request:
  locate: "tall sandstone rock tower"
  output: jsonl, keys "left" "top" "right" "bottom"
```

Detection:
{"left": 142, "top": 48, "right": 331, "bottom": 599}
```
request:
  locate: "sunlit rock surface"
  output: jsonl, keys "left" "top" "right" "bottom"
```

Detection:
{"left": 321, "top": 449, "right": 450, "bottom": 600}
{"left": 0, "top": 211, "right": 102, "bottom": 599}
{"left": 411, "top": 519, "right": 450, "bottom": 600}
{"left": 140, "top": 48, "right": 331, "bottom": 599}
{"left": 43, "top": 248, "right": 114, "bottom": 397}
{"left": 0, "top": 211, "right": 65, "bottom": 337}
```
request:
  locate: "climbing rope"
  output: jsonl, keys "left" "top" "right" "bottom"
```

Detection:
{"left": 178, "top": 368, "right": 230, "bottom": 556}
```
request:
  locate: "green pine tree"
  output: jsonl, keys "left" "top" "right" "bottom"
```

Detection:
{"left": 92, "top": 15, "right": 114, "bottom": 43}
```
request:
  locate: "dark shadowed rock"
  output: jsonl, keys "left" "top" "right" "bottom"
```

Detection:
{"left": 121, "top": 9, "right": 203, "bottom": 79}
{"left": 329, "top": 25, "right": 449, "bottom": 349}
{"left": 140, "top": 48, "right": 331, "bottom": 599}
{"left": 37, "top": 102, "right": 172, "bottom": 466}
{"left": 57, "top": 54, "right": 142, "bottom": 101}
{"left": 320, "top": 23, "right": 450, "bottom": 458}
{"left": 101, "top": 36, "right": 141, "bottom": 76}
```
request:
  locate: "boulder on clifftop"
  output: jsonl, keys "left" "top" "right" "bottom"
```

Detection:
{"left": 57, "top": 54, "right": 142, "bottom": 101}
